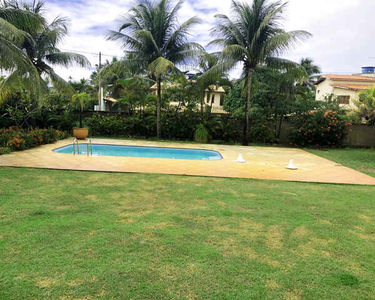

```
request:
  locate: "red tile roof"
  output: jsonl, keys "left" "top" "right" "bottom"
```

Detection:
{"left": 323, "top": 74, "right": 375, "bottom": 82}
{"left": 330, "top": 84, "right": 374, "bottom": 91}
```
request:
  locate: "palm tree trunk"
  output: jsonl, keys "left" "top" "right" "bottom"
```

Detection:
{"left": 200, "top": 94, "right": 204, "bottom": 120}
{"left": 277, "top": 92, "right": 290, "bottom": 139}
{"left": 274, "top": 88, "right": 281, "bottom": 138}
{"left": 156, "top": 77, "right": 162, "bottom": 139}
{"left": 243, "top": 68, "right": 253, "bottom": 146}
{"left": 208, "top": 91, "right": 212, "bottom": 118}
{"left": 79, "top": 110, "right": 83, "bottom": 128}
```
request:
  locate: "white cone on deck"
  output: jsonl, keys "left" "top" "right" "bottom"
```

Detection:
{"left": 286, "top": 159, "right": 298, "bottom": 170}
{"left": 236, "top": 154, "right": 246, "bottom": 163}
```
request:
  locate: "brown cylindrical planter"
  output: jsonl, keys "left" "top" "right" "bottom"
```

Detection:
{"left": 73, "top": 128, "right": 89, "bottom": 140}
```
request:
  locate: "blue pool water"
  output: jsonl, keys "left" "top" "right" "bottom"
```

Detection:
{"left": 53, "top": 144, "right": 223, "bottom": 161}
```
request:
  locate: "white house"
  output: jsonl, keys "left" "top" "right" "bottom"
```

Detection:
{"left": 315, "top": 67, "right": 375, "bottom": 109}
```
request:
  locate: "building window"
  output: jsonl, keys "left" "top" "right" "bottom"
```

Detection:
{"left": 211, "top": 94, "right": 215, "bottom": 104}
{"left": 206, "top": 94, "right": 210, "bottom": 103}
{"left": 317, "top": 90, "right": 320, "bottom": 94}
{"left": 337, "top": 95, "right": 350, "bottom": 105}
{"left": 220, "top": 94, "right": 224, "bottom": 106}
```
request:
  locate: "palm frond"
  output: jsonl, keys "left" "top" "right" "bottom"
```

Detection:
{"left": 0, "top": 16, "right": 26, "bottom": 43}
{"left": 249, "top": 1, "right": 287, "bottom": 51}
{"left": 0, "top": 34, "right": 41, "bottom": 103}
{"left": 265, "top": 56, "right": 301, "bottom": 71}
{"left": 210, "top": 14, "right": 245, "bottom": 47}
{"left": 263, "top": 30, "right": 311, "bottom": 58}
{"left": 199, "top": 59, "right": 238, "bottom": 82}
{"left": 134, "top": 29, "right": 162, "bottom": 56}
{"left": 164, "top": 16, "right": 201, "bottom": 51}
{"left": 106, "top": 30, "right": 143, "bottom": 50}
{"left": 100, "top": 59, "right": 146, "bottom": 78}
{"left": 44, "top": 66, "right": 74, "bottom": 95}
{"left": 0, "top": 6, "right": 45, "bottom": 33}
{"left": 45, "top": 52, "right": 91, "bottom": 68}
{"left": 148, "top": 56, "right": 179, "bottom": 78}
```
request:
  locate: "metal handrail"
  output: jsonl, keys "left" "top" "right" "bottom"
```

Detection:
{"left": 73, "top": 138, "right": 92, "bottom": 156}
{"left": 73, "top": 138, "right": 77, "bottom": 155}
{"left": 89, "top": 139, "right": 93, "bottom": 156}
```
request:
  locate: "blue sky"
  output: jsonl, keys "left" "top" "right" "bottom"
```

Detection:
{"left": 43, "top": 0, "right": 375, "bottom": 80}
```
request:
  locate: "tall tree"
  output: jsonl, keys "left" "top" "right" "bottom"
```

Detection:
{"left": 107, "top": 0, "right": 202, "bottom": 139}
{"left": 2, "top": 0, "right": 90, "bottom": 94}
{"left": 0, "top": 2, "right": 43, "bottom": 102}
{"left": 208, "top": 0, "right": 311, "bottom": 145}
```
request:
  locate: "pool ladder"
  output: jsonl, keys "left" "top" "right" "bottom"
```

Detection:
{"left": 73, "top": 138, "right": 93, "bottom": 156}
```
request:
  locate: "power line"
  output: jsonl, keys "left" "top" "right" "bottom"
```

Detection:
{"left": 60, "top": 48, "right": 121, "bottom": 58}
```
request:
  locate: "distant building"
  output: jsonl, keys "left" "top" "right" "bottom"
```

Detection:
{"left": 150, "top": 80, "right": 228, "bottom": 114}
{"left": 315, "top": 67, "right": 375, "bottom": 109}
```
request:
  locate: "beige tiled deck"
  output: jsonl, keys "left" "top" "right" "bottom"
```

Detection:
{"left": 1, "top": 138, "right": 375, "bottom": 185}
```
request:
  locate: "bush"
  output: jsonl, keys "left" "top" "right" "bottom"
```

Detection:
{"left": 84, "top": 114, "right": 156, "bottom": 137}
{"left": 214, "top": 117, "right": 242, "bottom": 142}
{"left": 85, "top": 112, "right": 202, "bottom": 140}
{"left": 287, "top": 110, "right": 350, "bottom": 147}
{"left": 249, "top": 122, "right": 276, "bottom": 144}
{"left": 0, "top": 127, "right": 69, "bottom": 153}
{"left": 163, "top": 111, "right": 201, "bottom": 140}
{"left": 194, "top": 124, "right": 210, "bottom": 143}
{"left": 0, "top": 147, "right": 11, "bottom": 155}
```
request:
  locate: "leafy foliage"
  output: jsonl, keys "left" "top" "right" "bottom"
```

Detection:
{"left": 1, "top": 90, "right": 39, "bottom": 127}
{"left": 84, "top": 114, "right": 156, "bottom": 137}
{"left": 207, "top": 0, "right": 311, "bottom": 145}
{"left": 194, "top": 124, "right": 210, "bottom": 143}
{"left": 107, "top": 0, "right": 202, "bottom": 138}
{"left": 0, "top": 3, "right": 42, "bottom": 102}
{"left": 0, "top": 0, "right": 89, "bottom": 101}
{"left": 353, "top": 86, "right": 375, "bottom": 127}
{"left": 0, "top": 127, "right": 68, "bottom": 153}
{"left": 223, "top": 80, "right": 245, "bottom": 117}
{"left": 288, "top": 110, "right": 351, "bottom": 147}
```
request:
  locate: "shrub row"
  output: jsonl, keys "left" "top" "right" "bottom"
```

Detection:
{"left": 84, "top": 113, "right": 249, "bottom": 142}
{"left": 0, "top": 127, "right": 69, "bottom": 154}
{"left": 84, "top": 112, "right": 282, "bottom": 144}
{"left": 287, "top": 110, "right": 350, "bottom": 147}
{"left": 84, "top": 110, "right": 350, "bottom": 147}
{"left": 84, "top": 114, "right": 156, "bottom": 137}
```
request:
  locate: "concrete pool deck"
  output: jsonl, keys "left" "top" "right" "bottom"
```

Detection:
{"left": 1, "top": 138, "right": 375, "bottom": 185}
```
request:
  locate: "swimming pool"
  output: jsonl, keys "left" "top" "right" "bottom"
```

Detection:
{"left": 53, "top": 144, "right": 223, "bottom": 161}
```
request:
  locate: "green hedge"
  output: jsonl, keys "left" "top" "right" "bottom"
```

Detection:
{"left": 83, "top": 112, "right": 282, "bottom": 144}
{"left": 84, "top": 113, "right": 245, "bottom": 142}
{"left": 84, "top": 114, "right": 156, "bottom": 137}
{"left": 0, "top": 127, "right": 69, "bottom": 154}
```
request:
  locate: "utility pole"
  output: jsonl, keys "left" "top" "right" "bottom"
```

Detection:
{"left": 98, "top": 52, "right": 103, "bottom": 111}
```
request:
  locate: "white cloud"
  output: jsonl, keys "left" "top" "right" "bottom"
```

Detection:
{"left": 43, "top": 0, "right": 375, "bottom": 81}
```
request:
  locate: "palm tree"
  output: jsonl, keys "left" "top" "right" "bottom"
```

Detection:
{"left": 0, "top": 3, "right": 43, "bottom": 102}
{"left": 299, "top": 57, "right": 321, "bottom": 87}
{"left": 208, "top": 0, "right": 311, "bottom": 145}
{"left": 107, "top": 0, "right": 202, "bottom": 139}
{"left": 72, "top": 92, "right": 90, "bottom": 128}
{"left": 3, "top": 0, "right": 90, "bottom": 94}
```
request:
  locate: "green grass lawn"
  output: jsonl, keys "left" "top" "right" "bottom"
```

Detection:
{"left": 1, "top": 167, "right": 375, "bottom": 299}
{"left": 307, "top": 148, "right": 375, "bottom": 178}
